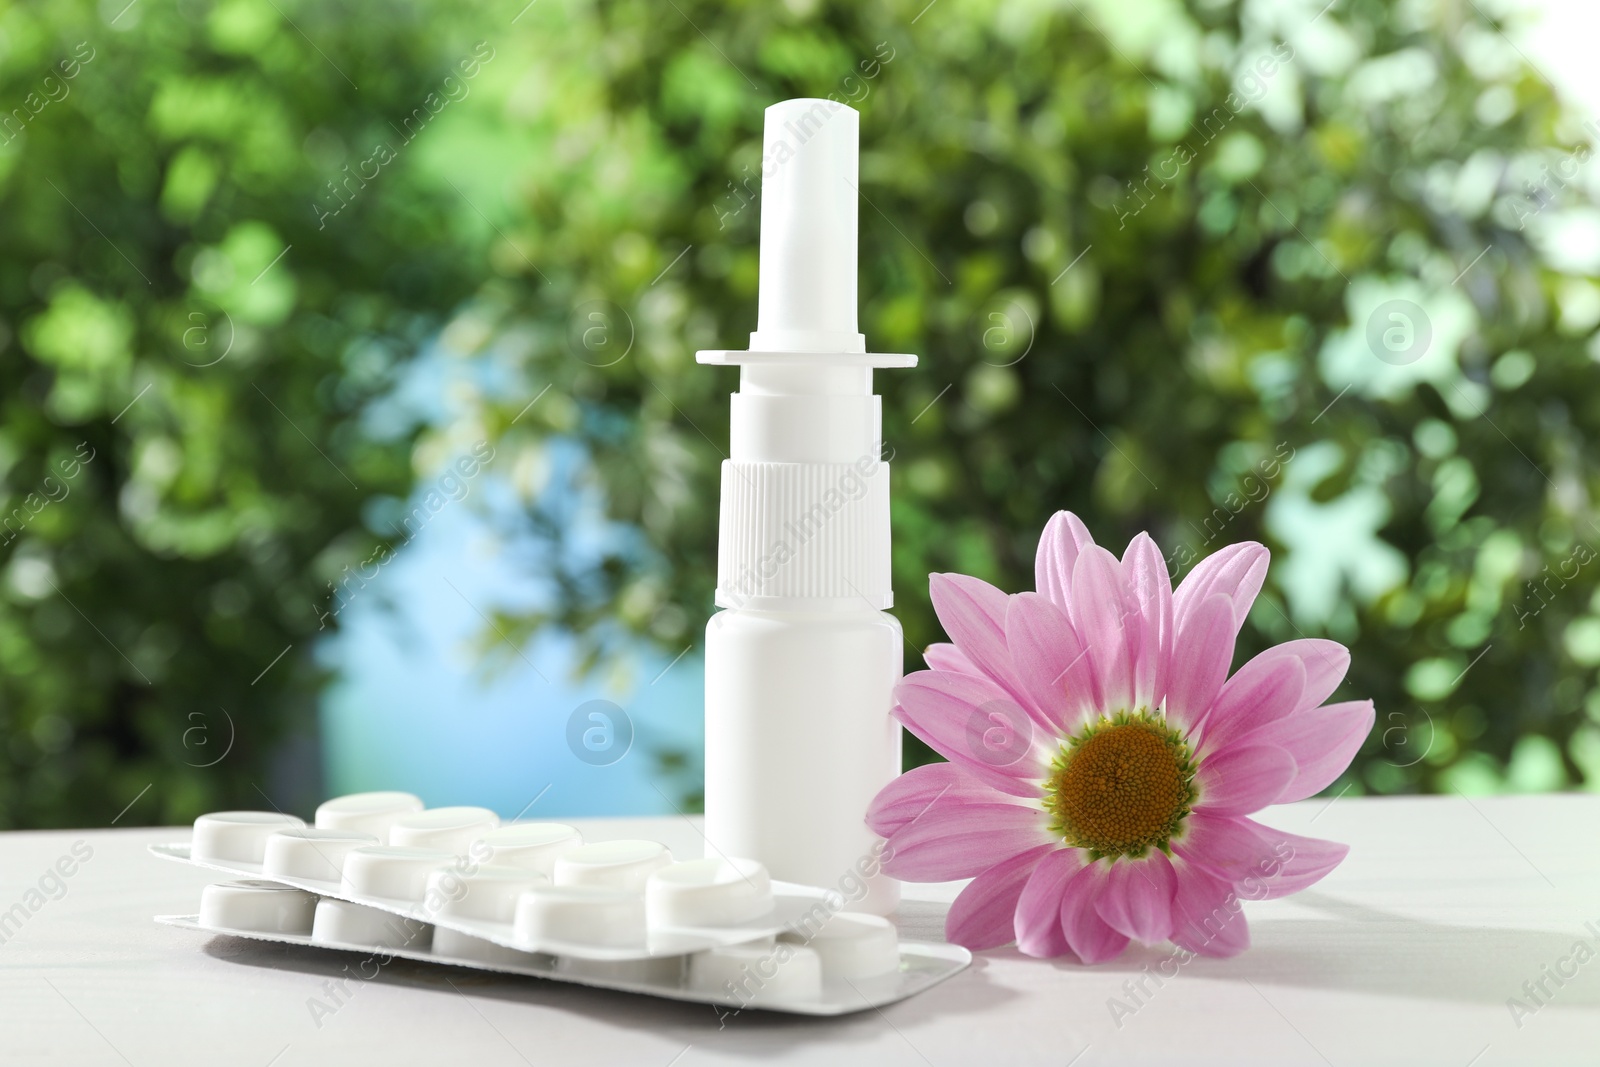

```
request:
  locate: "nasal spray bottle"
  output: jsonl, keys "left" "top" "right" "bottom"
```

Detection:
{"left": 698, "top": 99, "right": 914, "bottom": 916}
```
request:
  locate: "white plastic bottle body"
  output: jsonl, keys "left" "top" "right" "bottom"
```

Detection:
{"left": 703, "top": 606, "right": 902, "bottom": 916}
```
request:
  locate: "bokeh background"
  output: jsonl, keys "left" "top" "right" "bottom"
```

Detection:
{"left": 2, "top": 0, "right": 1598, "bottom": 829}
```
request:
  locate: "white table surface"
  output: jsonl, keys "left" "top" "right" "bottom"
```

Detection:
{"left": 2, "top": 795, "right": 1596, "bottom": 1066}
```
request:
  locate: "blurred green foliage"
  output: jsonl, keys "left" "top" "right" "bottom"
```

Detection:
{"left": 3, "top": 0, "right": 1598, "bottom": 827}
{"left": 0, "top": 0, "right": 487, "bottom": 826}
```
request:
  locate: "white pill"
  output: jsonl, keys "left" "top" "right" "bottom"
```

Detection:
{"left": 780, "top": 912, "right": 900, "bottom": 979}
{"left": 387, "top": 807, "right": 500, "bottom": 854}
{"left": 314, "top": 792, "right": 424, "bottom": 838}
{"left": 513, "top": 886, "right": 646, "bottom": 948}
{"left": 557, "top": 954, "right": 685, "bottom": 985}
{"left": 688, "top": 942, "right": 823, "bottom": 1004}
{"left": 553, "top": 840, "right": 671, "bottom": 890}
{"left": 311, "top": 898, "right": 432, "bottom": 950}
{"left": 431, "top": 926, "right": 551, "bottom": 967}
{"left": 192, "top": 811, "right": 306, "bottom": 865}
{"left": 341, "top": 845, "right": 456, "bottom": 900}
{"left": 423, "top": 865, "right": 549, "bottom": 923}
{"left": 646, "top": 858, "right": 773, "bottom": 927}
{"left": 198, "top": 880, "right": 317, "bottom": 934}
{"left": 263, "top": 828, "right": 378, "bottom": 882}
{"left": 475, "top": 823, "right": 582, "bottom": 874}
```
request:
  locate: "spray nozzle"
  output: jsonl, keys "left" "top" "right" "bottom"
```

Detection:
{"left": 697, "top": 98, "right": 916, "bottom": 375}
{"left": 749, "top": 98, "right": 863, "bottom": 354}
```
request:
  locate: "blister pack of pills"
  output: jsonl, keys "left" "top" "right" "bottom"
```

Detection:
{"left": 150, "top": 792, "right": 969, "bottom": 1015}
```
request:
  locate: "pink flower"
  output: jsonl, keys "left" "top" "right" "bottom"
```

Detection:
{"left": 869, "top": 512, "right": 1374, "bottom": 961}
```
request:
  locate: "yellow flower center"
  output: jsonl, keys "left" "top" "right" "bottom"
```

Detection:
{"left": 1043, "top": 711, "right": 1196, "bottom": 859}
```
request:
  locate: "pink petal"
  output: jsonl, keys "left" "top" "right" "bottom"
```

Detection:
{"left": 965, "top": 699, "right": 1052, "bottom": 774}
{"left": 1236, "top": 824, "right": 1350, "bottom": 900}
{"left": 1194, "top": 743, "right": 1297, "bottom": 815}
{"left": 924, "top": 642, "right": 983, "bottom": 676}
{"left": 893, "top": 671, "right": 1049, "bottom": 796}
{"left": 883, "top": 802, "right": 1055, "bottom": 881}
{"left": 1094, "top": 852, "right": 1177, "bottom": 944}
{"left": 1058, "top": 861, "right": 1130, "bottom": 963}
{"left": 1014, "top": 847, "right": 1086, "bottom": 957}
{"left": 1005, "top": 592, "right": 1096, "bottom": 732}
{"left": 929, "top": 573, "right": 1018, "bottom": 693}
{"left": 945, "top": 843, "right": 1057, "bottom": 950}
{"left": 1122, "top": 532, "right": 1173, "bottom": 713}
{"left": 1197, "top": 648, "right": 1306, "bottom": 755}
{"left": 1173, "top": 542, "right": 1268, "bottom": 636}
{"left": 1292, "top": 640, "right": 1351, "bottom": 712}
{"left": 1171, "top": 811, "right": 1284, "bottom": 883}
{"left": 1164, "top": 592, "right": 1236, "bottom": 732}
{"left": 1069, "top": 545, "right": 1133, "bottom": 713}
{"left": 866, "top": 762, "right": 1011, "bottom": 837}
{"left": 1170, "top": 858, "right": 1249, "bottom": 957}
{"left": 1243, "top": 699, "right": 1374, "bottom": 803}
{"left": 1035, "top": 511, "right": 1096, "bottom": 610}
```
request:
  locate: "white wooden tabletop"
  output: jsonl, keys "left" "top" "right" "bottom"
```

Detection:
{"left": 2, "top": 794, "right": 1595, "bottom": 1066}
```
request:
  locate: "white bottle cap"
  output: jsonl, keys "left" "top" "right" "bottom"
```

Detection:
{"left": 696, "top": 98, "right": 916, "bottom": 612}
